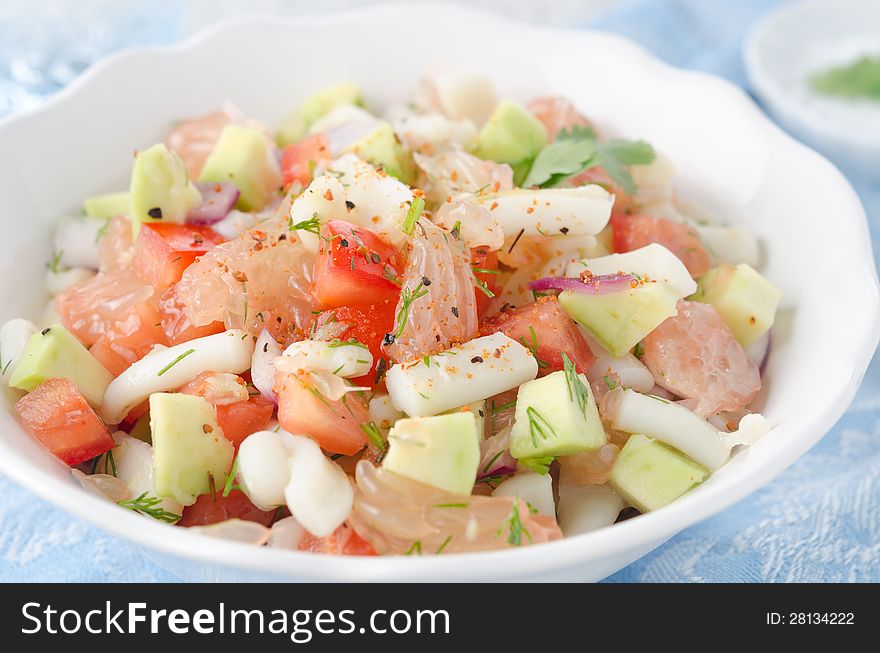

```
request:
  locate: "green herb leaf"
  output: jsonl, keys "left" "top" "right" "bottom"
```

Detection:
{"left": 401, "top": 196, "right": 425, "bottom": 236}
{"left": 359, "top": 421, "right": 386, "bottom": 452}
{"left": 47, "top": 250, "right": 64, "bottom": 274}
{"left": 405, "top": 540, "right": 423, "bottom": 555}
{"left": 289, "top": 212, "right": 321, "bottom": 235}
{"left": 526, "top": 406, "right": 557, "bottom": 448}
{"left": 521, "top": 455, "right": 554, "bottom": 475}
{"left": 810, "top": 56, "right": 880, "bottom": 102}
{"left": 497, "top": 499, "right": 531, "bottom": 546}
{"left": 518, "top": 325, "right": 549, "bottom": 369}
{"left": 156, "top": 348, "right": 195, "bottom": 376}
{"left": 394, "top": 280, "right": 429, "bottom": 338}
{"left": 521, "top": 125, "right": 654, "bottom": 194}
{"left": 562, "top": 352, "right": 590, "bottom": 416}
{"left": 118, "top": 492, "right": 181, "bottom": 523}
{"left": 222, "top": 456, "right": 239, "bottom": 497}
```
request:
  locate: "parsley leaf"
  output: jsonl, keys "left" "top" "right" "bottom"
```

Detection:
{"left": 521, "top": 126, "right": 655, "bottom": 195}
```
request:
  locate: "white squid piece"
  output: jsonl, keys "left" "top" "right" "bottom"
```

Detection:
{"left": 289, "top": 154, "right": 414, "bottom": 252}
{"left": 276, "top": 339, "right": 373, "bottom": 378}
{"left": 492, "top": 473, "right": 555, "bottom": 517}
{"left": 101, "top": 330, "right": 254, "bottom": 424}
{"left": 474, "top": 186, "right": 613, "bottom": 239}
{"left": 556, "top": 484, "right": 625, "bottom": 536}
{"left": 566, "top": 243, "right": 697, "bottom": 298}
{"left": 608, "top": 388, "right": 770, "bottom": 471}
{"left": 284, "top": 435, "right": 354, "bottom": 537}
{"left": 385, "top": 333, "right": 538, "bottom": 417}
{"left": 54, "top": 215, "right": 107, "bottom": 270}
{"left": 0, "top": 318, "right": 37, "bottom": 378}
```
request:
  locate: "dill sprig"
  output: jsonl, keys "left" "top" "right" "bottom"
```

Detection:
{"left": 156, "top": 348, "right": 195, "bottom": 376}
{"left": 562, "top": 352, "right": 589, "bottom": 416}
{"left": 498, "top": 499, "right": 531, "bottom": 546}
{"left": 47, "top": 250, "right": 64, "bottom": 274}
{"left": 92, "top": 449, "right": 117, "bottom": 477}
{"left": 328, "top": 339, "right": 368, "bottom": 349}
{"left": 518, "top": 325, "right": 549, "bottom": 369}
{"left": 521, "top": 455, "right": 554, "bottom": 475}
{"left": 394, "top": 280, "right": 429, "bottom": 338}
{"left": 401, "top": 196, "right": 425, "bottom": 236}
{"left": 118, "top": 492, "right": 181, "bottom": 523}
{"left": 289, "top": 212, "right": 321, "bottom": 235}
{"left": 526, "top": 406, "right": 557, "bottom": 448}
{"left": 360, "top": 421, "right": 386, "bottom": 451}
{"left": 405, "top": 540, "right": 423, "bottom": 555}
{"left": 222, "top": 457, "right": 239, "bottom": 497}
{"left": 473, "top": 276, "right": 495, "bottom": 298}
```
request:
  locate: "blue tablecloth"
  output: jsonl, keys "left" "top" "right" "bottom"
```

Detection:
{"left": 1, "top": 0, "right": 878, "bottom": 582}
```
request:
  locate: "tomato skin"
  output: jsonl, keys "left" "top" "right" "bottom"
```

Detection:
{"left": 298, "top": 524, "right": 377, "bottom": 555}
{"left": 215, "top": 396, "right": 275, "bottom": 448}
{"left": 275, "top": 369, "right": 369, "bottom": 456}
{"left": 313, "top": 220, "right": 402, "bottom": 309}
{"left": 158, "top": 286, "right": 225, "bottom": 345}
{"left": 479, "top": 296, "right": 595, "bottom": 375}
{"left": 610, "top": 213, "right": 710, "bottom": 278}
{"left": 281, "top": 134, "right": 331, "bottom": 189}
{"left": 16, "top": 378, "right": 114, "bottom": 466}
{"left": 471, "top": 247, "right": 501, "bottom": 319}
{"left": 310, "top": 302, "right": 397, "bottom": 386}
{"left": 178, "top": 489, "right": 276, "bottom": 527}
{"left": 180, "top": 373, "right": 275, "bottom": 448}
{"left": 133, "top": 223, "right": 224, "bottom": 292}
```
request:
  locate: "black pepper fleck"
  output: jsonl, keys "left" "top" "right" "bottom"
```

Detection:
{"left": 41, "top": 327, "right": 51, "bottom": 336}
{"left": 451, "top": 306, "right": 459, "bottom": 318}
{"left": 370, "top": 252, "right": 381, "bottom": 264}
{"left": 340, "top": 238, "right": 349, "bottom": 248}
{"left": 345, "top": 200, "right": 355, "bottom": 210}
{"left": 147, "top": 207, "right": 163, "bottom": 219}
{"left": 421, "top": 276, "right": 432, "bottom": 286}
{"left": 382, "top": 333, "right": 396, "bottom": 346}
{"left": 263, "top": 343, "right": 269, "bottom": 353}
{"left": 560, "top": 227, "right": 569, "bottom": 234}
{"left": 470, "top": 356, "right": 483, "bottom": 364}
{"left": 279, "top": 233, "right": 287, "bottom": 241}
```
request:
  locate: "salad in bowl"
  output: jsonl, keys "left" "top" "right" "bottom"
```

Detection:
{"left": 0, "top": 73, "right": 780, "bottom": 556}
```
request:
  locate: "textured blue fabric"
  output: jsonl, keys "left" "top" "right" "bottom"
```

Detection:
{"left": 0, "top": 0, "right": 878, "bottom": 582}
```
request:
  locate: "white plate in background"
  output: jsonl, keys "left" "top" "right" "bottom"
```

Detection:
{"left": 745, "top": 0, "right": 880, "bottom": 179}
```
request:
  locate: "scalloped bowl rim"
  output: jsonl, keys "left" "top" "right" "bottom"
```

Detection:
{"left": 0, "top": 4, "right": 877, "bottom": 581}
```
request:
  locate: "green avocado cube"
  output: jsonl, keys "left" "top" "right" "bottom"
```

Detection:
{"left": 558, "top": 281, "right": 679, "bottom": 357}
{"left": 345, "top": 122, "right": 416, "bottom": 185}
{"left": 83, "top": 191, "right": 130, "bottom": 220}
{"left": 129, "top": 143, "right": 202, "bottom": 237}
{"left": 509, "top": 369, "right": 605, "bottom": 461}
{"left": 9, "top": 325, "right": 112, "bottom": 408}
{"left": 383, "top": 412, "right": 480, "bottom": 495}
{"left": 691, "top": 263, "right": 781, "bottom": 348}
{"left": 609, "top": 433, "right": 708, "bottom": 512}
{"left": 199, "top": 125, "right": 280, "bottom": 212}
{"left": 443, "top": 401, "right": 487, "bottom": 439}
{"left": 277, "top": 81, "right": 364, "bottom": 147}
{"left": 150, "top": 393, "right": 233, "bottom": 506}
{"left": 471, "top": 100, "right": 547, "bottom": 169}
{"left": 299, "top": 81, "right": 363, "bottom": 127}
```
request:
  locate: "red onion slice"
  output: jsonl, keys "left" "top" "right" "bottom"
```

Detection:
{"left": 528, "top": 273, "right": 638, "bottom": 294}
{"left": 187, "top": 182, "right": 240, "bottom": 225}
{"left": 251, "top": 329, "right": 281, "bottom": 404}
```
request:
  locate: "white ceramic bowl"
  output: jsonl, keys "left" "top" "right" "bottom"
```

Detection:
{"left": 744, "top": 0, "right": 880, "bottom": 179}
{"left": 0, "top": 3, "right": 877, "bottom": 582}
